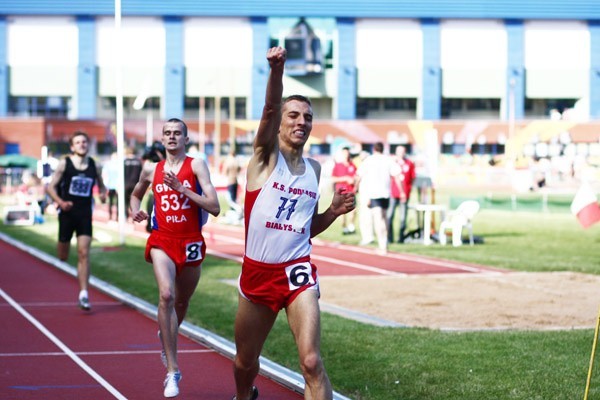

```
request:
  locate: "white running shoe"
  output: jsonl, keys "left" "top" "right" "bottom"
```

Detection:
{"left": 163, "top": 371, "right": 182, "bottom": 398}
{"left": 78, "top": 297, "right": 91, "bottom": 311}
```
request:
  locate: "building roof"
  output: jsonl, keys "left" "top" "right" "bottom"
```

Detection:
{"left": 2, "top": 1, "right": 600, "bottom": 20}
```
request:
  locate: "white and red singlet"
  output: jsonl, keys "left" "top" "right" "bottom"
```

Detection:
{"left": 240, "top": 152, "right": 321, "bottom": 311}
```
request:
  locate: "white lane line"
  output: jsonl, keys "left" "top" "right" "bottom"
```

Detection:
{"left": 311, "top": 254, "right": 406, "bottom": 276}
{"left": 208, "top": 230, "right": 501, "bottom": 275}
{"left": 101, "top": 221, "right": 497, "bottom": 276}
{"left": 0, "top": 349, "right": 213, "bottom": 357}
{"left": 208, "top": 233, "right": 403, "bottom": 275}
{"left": 0, "top": 301, "right": 120, "bottom": 308}
{"left": 311, "top": 239, "right": 501, "bottom": 274}
{"left": 0, "top": 288, "right": 127, "bottom": 400}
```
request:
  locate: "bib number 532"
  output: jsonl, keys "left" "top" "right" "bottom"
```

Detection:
{"left": 285, "top": 262, "right": 315, "bottom": 290}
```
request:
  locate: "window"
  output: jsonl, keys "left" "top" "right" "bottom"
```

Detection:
{"left": 9, "top": 96, "right": 69, "bottom": 117}
{"left": 356, "top": 98, "right": 417, "bottom": 118}
{"left": 184, "top": 97, "right": 246, "bottom": 120}
{"left": 441, "top": 98, "right": 500, "bottom": 119}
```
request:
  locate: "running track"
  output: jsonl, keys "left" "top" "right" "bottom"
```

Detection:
{"left": 0, "top": 236, "right": 306, "bottom": 400}
{"left": 0, "top": 212, "right": 505, "bottom": 399}
{"left": 201, "top": 222, "right": 507, "bottom": 277}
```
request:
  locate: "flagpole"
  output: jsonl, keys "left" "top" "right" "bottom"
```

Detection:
{"left": 584, "top": 304, "right": 600, "bottom": 400}
{"left": 114, "top": 0, "right": 126, "bottom": 245}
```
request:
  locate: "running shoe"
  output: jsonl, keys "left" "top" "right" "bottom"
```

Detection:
{"left": 232, "top": 386, "right": 259, "bottom": 400}
{"left": 157, "top": 330, "right": 167, "bottom": 367}
{"left": 78, "top": 297, "right": 91, "bottom": 311}
{"left": 163, "top": 371, "right": 182, "bottom": 398}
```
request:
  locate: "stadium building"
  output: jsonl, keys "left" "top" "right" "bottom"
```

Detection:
{"left": 0, "top": 0, "right": 599, "bottom": 166}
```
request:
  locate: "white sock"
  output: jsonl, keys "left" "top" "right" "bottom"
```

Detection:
{"left": 79, "top": 290, "right": 88, "bottom": 300}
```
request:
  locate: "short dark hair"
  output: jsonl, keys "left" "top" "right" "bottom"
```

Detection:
{"left": 69, "top": 130, "right": 89, "bottom": 146}
{"left": 283, "top": 94, "right": 312, "bottom": 107}
{"left": 374, "top": 142, "right": 384, "bottom": 153}
{"left": 166, "top": 118, "right": 188, "bottom": 137}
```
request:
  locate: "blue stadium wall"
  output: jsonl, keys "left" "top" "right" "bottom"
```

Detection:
{"left": 2, "top": 1, "right": 600, "bottom": 19}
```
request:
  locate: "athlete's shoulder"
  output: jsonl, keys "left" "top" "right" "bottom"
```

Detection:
{"left": 306, "top": 157, "right": 321, "bottom": 177}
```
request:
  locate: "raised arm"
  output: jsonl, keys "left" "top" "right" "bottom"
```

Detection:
{"left": 246, "top": 46, "right": 286, "bottom": 190}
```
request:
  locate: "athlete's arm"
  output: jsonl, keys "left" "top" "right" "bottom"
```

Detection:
{"left": 310, "top": 159, "right": 356, "bottom": 238}
{"left": 45, "top": 157, "right": 72, "bottom": 211}
{"left": 246, "top": 46, "right": 286, "bottom": 191}
{"left": 189, "top": 158, "right": 220, "bottom": 216}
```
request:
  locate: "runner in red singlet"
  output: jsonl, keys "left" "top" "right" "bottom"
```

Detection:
{"left": 129, "top": 118, "right": 220, "bottom": 398}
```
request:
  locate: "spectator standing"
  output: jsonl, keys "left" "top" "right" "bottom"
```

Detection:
{"left": 330, "top": 146, "right": 357, "bottom": 235}
{"left": 103, "top": 152, "right": 120, "bottom": 221}
{"left": 222, "top": 146, "right": 243, "bottom": 217}
{"left": 387, "top": 145, "right": 416, "bottom": 243}
{"left": 355, "top": 150, "right": 373, "bottom": 245}
{"left": 124, "top": 146, "right": 143, "bottom": 219}
{"left": 356, "top": 142, "right": 400, "bottom": 254}
{"left": 46, "top": 131, "right": 107, "bottom": 311}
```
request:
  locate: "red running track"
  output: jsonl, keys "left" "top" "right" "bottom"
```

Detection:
{"left": 93, "top": 206, "right": 507, "bottom": 278}
{"left": 201, "top": 223, "right": 508, "bottom": 277}
{"left": 0, "top": 238, "right": 302, "bottom": 400}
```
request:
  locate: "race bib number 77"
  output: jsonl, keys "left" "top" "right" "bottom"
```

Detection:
{"left": 285, "top": 262, "right": 315, "bottom": 290}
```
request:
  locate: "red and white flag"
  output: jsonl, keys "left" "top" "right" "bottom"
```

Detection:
{"left": 570, "top": 183, "right": 600, "bottom": 228}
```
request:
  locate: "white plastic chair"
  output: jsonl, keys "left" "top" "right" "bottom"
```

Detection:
{"left": 439, "top": 200, "right": 480, "bottom": 246}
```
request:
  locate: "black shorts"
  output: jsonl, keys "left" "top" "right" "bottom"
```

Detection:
{"left": 368, "top": 197, "right": 390, "bottom": 209}
{"left": 58, "top": 209, "right": 93, "bottom": 242}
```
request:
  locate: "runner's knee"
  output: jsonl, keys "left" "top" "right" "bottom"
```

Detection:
{"left": 158, "top": 288, "right": 175, "bottom": 306}
{"left": 234, "top": 353, "right": 258, "bottom": 372}
{"left": 299, "top": 351, "right": 323, "bottom": 378}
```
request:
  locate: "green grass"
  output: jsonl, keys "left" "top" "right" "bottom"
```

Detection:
{"left": 2, "top": 193, "right": 600, "bottom": 399}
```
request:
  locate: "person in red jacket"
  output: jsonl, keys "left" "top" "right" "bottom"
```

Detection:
{"left": 387, "top": 145, "right": 416, "bottom": 243}
{"left": 330, "top": 146, "right": 357, "bottom": 234}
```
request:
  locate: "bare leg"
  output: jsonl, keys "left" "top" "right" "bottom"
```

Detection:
{"left": 152, "top": 249, "right": 180, "bottom": 373}
{"left": 286, "top": 290, "right": 332, "bottom": 400}
{"left": 358, "top": 195, "right": 374, "bottom": 244}
{"left": 174, "top": 265, "right": 202, "bottom": 325}
{"left": 76, "top": 235, "right": 92, "bottom": 292}
{"left": 371, "top": 206, "right": 388, "bottom": 253}
{"left": 233, "top": 297, "right": 277, "bottom": 400}
{"left": 57, "top": 241, "right": 70, "bottom": 261}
